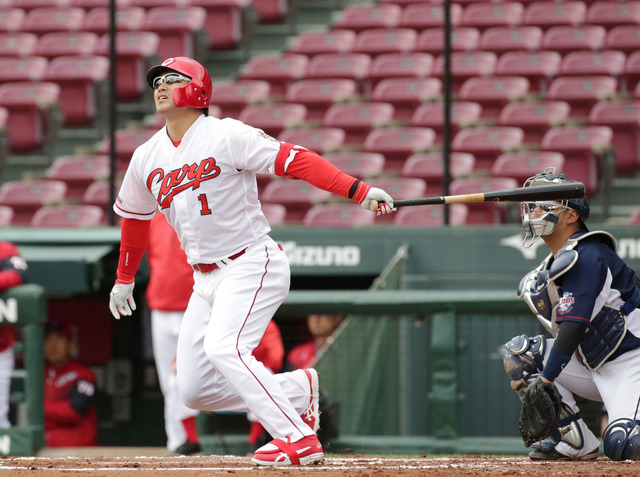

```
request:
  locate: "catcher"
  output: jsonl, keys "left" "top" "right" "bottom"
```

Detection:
{"left": 502, "top": 168, "right": 640, "bottom": 461}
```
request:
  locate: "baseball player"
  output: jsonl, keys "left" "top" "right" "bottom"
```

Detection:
{"left": 108, "top": 56, "right": 395, "bottom": 466}
{"left": 502, "top": 168, "right": 640, "bottom": 461}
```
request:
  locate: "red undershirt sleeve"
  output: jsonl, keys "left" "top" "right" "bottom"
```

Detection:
{"left": 116, "top": 218, "right": 151, "bottom": 284}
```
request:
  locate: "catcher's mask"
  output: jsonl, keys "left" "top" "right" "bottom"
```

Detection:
{"left": 146, "top": 57, "right": 212, "bottom": 114}
{"left": 520, "top": 167, "right": 590, "bottom": 248}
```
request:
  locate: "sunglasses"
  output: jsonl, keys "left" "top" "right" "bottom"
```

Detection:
{"left": 153, "top": 73, "right": 191, "bottom": 89}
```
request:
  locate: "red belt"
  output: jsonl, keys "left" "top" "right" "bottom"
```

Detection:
{"left": 193, "top": 248, "right": 247, "bottom": 274}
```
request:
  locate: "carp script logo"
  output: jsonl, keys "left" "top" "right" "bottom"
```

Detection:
{"left": 147, "top": 158, "right": 221, "bottom": 209}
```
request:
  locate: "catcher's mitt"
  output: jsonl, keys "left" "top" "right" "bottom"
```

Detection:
{"left": 518, "top": 376, "right": 563, "bottom": 447}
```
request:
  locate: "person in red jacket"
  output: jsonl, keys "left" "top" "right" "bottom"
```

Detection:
{"left": 0, "top": 241, "right": 28, "bottom": 429}
{"left": 43, "top": 322, "right": 98, "bottom": 447}
{"left": 286, "top": 314, "right": 344, "bottom": 371}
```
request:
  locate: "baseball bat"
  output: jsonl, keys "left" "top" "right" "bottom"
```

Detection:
{"left": 369, "top": 182, "right": 585, "bottom": 211}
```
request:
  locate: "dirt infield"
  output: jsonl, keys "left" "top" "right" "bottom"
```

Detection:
{"left": 0, "top": 455, "right": 639, "bottom": 476}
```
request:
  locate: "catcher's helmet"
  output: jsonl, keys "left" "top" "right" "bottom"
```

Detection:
{"left": 146, "top": 57, "right": 212, "bottom": 111}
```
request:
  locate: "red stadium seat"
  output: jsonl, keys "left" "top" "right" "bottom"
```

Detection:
{"left": 479, "top": 26, "right": 543, "bottom": 54}
{"left": 498, "top": 100, "right": 571, "bottom": 144}
{"left": 449, "top": 176, "right": 519, "bottom": 224}
{"left": 261, "top": 203, "right": 286, "bottom": 227}
{"left": 129, "top": 0, "right": 189, "bottom": 10}
{"left": 458, "top": 76, "right": 530, "bottom": 119}
{"left": 141, "top": 6, "right": 206, "bottom": 59}
{"left": 605, "top": 26, "right": 640, "bottom": 55}
{"left": 399, "top": 3, "right": 463, "bottom": 31}
{"left": 365, "top": 176, "right": 428, "bottom": 224}
{"left": 212, "top": 79, "right": 271, "bottom": 119}
{"left": 0, "top": 81, "right": 60, "bottom": 153}
{"left": 0, "top": 32, "right": 37, "bottom": 57}
{"left": 240, "top": 53, "right": 308, "bottom": 98}
{"left": 0, "top": 56, "right": 47, "bottom": 85}
{"left": 461, "top": 2, "right": 524, "bottom": 30}
{"left": 558, "top": 50, "right": 626, "bottom": 78}
{"left": 304, "top": 53, "right": 371, "bottom": 95}
{"left": 334, "top": 3, "right": 401, "bottom": 32}
{"left": 433, "top": 51, "right": 497, "bottom": 94}
{"left": 522, "top": 1, "right": 587, "bottom": 30}
{"left": 278, "top": 128, "right": 346, "bottom": 155}
{"left": 367, "top": 52, "right": 434, "bottom": 89}
{"left": 540, "top": 125, "right": 613, "bottom": 195}
{"left": 541, "top": 26, "right": 606, "bottom": 54}
{"left": 623, "top": 51, "right": 640, "bottom": 94}
{"left": 452, "top": 126, "right": 524, "bottom": 172}
{"left": 285, "top": 79, "right": 357, "bottom": 121}
{"left": 588, "top": 100, "right": 640, "bottom": 174}
{"left": 69, "top": 0, "right": 131, "bottom": 8}
{"left": 0, "top": 179, "right": 67, "bottom": 224}
{"left": 13, "top": 0, "right": 70, "bottom": 10}
{"left": 22, "top": 7, "right": 85, "bottom": 34}
{"left": 393, "top": 203, "right": 469, "bottom": 227}
{"left": 98, "top": 127, "right": 156, "bottom": 164}
{"left": 189, "top": 0, "right": 251, "bottom": 50}
{"left": 416, "top": 27, "right": 480, "bottom": 55}
{"left": 288, "top": 30, "right": 356, "bottom": 57}
{"left": 260, "top": 180, "right": 332, "bottom": 223}
{"left": 0, "top": 9, "right": 25, "bottom": 33}
{"left": 491, "top": 151, "right": 566, "bottom": 184}
{"left": 45, "top": 154, "right": 110, "bottom": 199}
{"left": 323, "top": 102, "right": 395, "bottom": 146}
{"left": 362, "top": 127, "right": 436, "bottom": 171}
{"left": 83, "top": 7, "right": 146, "bottom": 34}
{"left": 252, "top": 0, "right": 288, "bottom": 24}
{"left": 410, "top": 101, "right": 483, "bottom": 145}
{"left": 371, "top": 77, "right": 442, "bottom": 120}
{"left": 0, "top": 206, "right": 13, "bottom": 226}
{"left": 352, "top": 28, "right": 417, "bottom": 57}
{"left": 585, "top": 1, "right": 640, "bottom": 28}
{"left": 30, "top": 204, "right": 105, "bottom": 228}
{"left": 34, "top": 32, "right": 98, "bottom": 58}
{"left": 82, "top": 179, "right": 123, "bottom": 208}
{"left": 401, "top": 152, "right": 476, "bottom": 196}
{"left": 494, "top": 51, "right": 562, "bottom": 92}
{"left": 546, "top": 76, "right": 618, "bottom": 118}
{"left": 629, "top": 205, "right": 640, "bottom": 225}
{"left": 323, "top": 152, "right": 386, "bottom": 178}
{"left": 238, "top": 103, "right": 307, "bottom": 138}
{"left": 302, "top": 203, "right": 376, "bottom": 228}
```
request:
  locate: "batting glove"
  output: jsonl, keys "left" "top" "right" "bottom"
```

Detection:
{"left": 361, "top": 187, "right": 396, "bottom": 216}
{"left": 109, "top": 282, "right": 136, "bottom": 319}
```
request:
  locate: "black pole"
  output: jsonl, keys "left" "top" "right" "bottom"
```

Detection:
{"left": 107, "top": 0, "right": 117, "bottom": 226}
{"left": 442, "top": 0, "right": 452, "bottom": 225}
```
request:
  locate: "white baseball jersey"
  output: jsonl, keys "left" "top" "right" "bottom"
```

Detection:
{"left": 114, "top": 115, "right": 283, "bottom": 264}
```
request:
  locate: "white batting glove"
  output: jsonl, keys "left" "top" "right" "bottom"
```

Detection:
{"left": 109, "top": 282, "right": 136, "bottom": 319}
{"left": 361, "top": 187, "right": 396, "bottom": 216}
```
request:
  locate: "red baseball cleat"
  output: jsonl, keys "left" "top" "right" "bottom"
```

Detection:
{"left": 251, "top": 435, "right": 324, "bottom": 466}
{"left": 301, "top": 368, "right": 320, "bottom": 433}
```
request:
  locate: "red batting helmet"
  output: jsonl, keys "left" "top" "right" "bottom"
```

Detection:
{"left": 146, "top": 57, "right": 212, "bottom": 110}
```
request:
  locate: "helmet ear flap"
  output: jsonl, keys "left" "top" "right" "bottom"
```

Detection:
{"left": 171, "top": 80, "right": 209, "bottom": 109}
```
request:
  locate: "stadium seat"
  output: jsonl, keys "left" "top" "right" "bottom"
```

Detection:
{"left": 371, "top": 77, "right": 442, "bottom": 120}
{"left": 416, "top": 27, "right": 480, "bottom": 55}
{"left": 410, "top": 101, "right": 483, "bottom": 145}
{"left": 629, "top": 205, "right": 640, "bottom": 225}
{"left": 334, "top": 3, "right": 401, "bottom": 32}
{"left": 287, "top": 29, "right": 356, "bottom": 57}
{"left": 45, "top": 154, "right": 110, "bottom": 199}
{"left": 522, "top": 1, "right": 587, "bottom": 30}
{"left": 285, "top": 78, "right": 357, "bottom": 121}
{"left": 261, "top": 203, "right": 286, "bottom": 227}
{"left": 365, "top": 176, "right": 428, "bottom": 224}
{"left": 449, "top": 176, "right": 519, "bottom": 224}
{"left": 461, "top": 2, "right": 524, "bottom": 30}
{"left": 0, "top": 206, "right": 13, "bottom": 226}
{"left": 43, "top": 55, "right": 109, "bottom": 126}
{"left": 491, "top": 151, "right": 566, "bottom": 184}
{"left": 585, "top": 1, "right": 640, "bottom": 28}
{"left": 546, "top": 75, "right": 618, "bottom": 118}
{"left": 0, "top": 9, "right": 25, "bottom": 33}
{"left": 367, "top": 52, "right": 434, "bottom": 90}
{"left": 605, "top": 26, "right": 640, "bottom": 55}
{"left": 0, "top": 179, "right": 67, "bottom": 224}
{"left": 0, "top": 56, "right": 47, "bottom": 84}
{"left": 393, "top": 203, "right": 469, "bottom": 227}
{"left": 14, "top": 0, "right": 71, "bottom": 10}
{"left": 34, "top": 32, "right": 98, "bottom": 58}
{"left": 95, "top": 31, "right": 159, "bottom": 101}
{"left": 212, "top": 79, "right": 271, "bottom": 119}
{"left": 129, "top": 0, "right": 189, "bottom": 10}
{"left": 458, "top": 76, "right": 531, "bottom": 119}
{"left": 362, "top": 127, "right": 436, "bottom": 171}
{"left": 30, "top": 204, "right": 105, "bottom": 228}
{"left": 240, "top": 53, "right": 308, "bottom": 98}
{"left": 0, "top": 81, "right": 60, "bottom": 153}
{"left": 277, "top": 127, "right": 346, "bottom": 155}
{"left": 22, "top": 7, "right": 85, "bottom": 34}
{"left": 401, "top": 152, "right": 476, "bottom": 196}
{"left": 352, "top": 28, "right": 417, "bottom": 57}
{"left": 540, "top": 125, "right": 614, "bottom": 195}
{"left": 189, "top": 0, "right": 251, "bottom": 50}
{"left": 141, "top": 6, "right": 206, "bottom": 59}
{"left": 260, "top": 180, "right": 332, "bottom": 223}
{"left": 451, "top": 126, "right": 525, "bottom": 172}
{"left": 323, "top": 152, "right": 386, "bottom": 178}
{"left": 588, "top": 100, "right": 640, "bottom": 174}
{"left": 0, "top": 32, "right": 37, "bottom": 57}
{"left": 302, "top": 203, "right": 375, "bottom": 228}
{"left": 622, "top": 51, "right": 640, "bottom": 93}
{"left": 69, "top": 0, "right": 131, "bottom": 8}
{"left": 252, "top": 0, "right": 288, "bottom": 24}
{"left": 432, "top": 51, "right": 497, "bottom": 94}
{"left": 304, "top": 53, "right": 371, "bottom": 95}
{"left": 323, "top": 102, "right": 395, "bottom": 146}
{"left": 558, "top": 50, "right": 626, "bottom": 78}
{"left": 238, "top": 103, "right": 307, "bottom": 138}
{"left": 479, "top": 26, "right": 543, "bottom": 54}
{"left": 399, "top": 3, "right": 463, "bottom": 31}
{"left": 83, "top": 7, "right": 146, "bottom": 35}
{"left": 498, "top": 100, "right": 571, "bottom": 144}
{"left": 98, "top": 127, "right": 157, "bottom": 164}
{"left": 82, "top": 179, "right": 123, "bottom": 209}
{"left": 494, "top": 51, "right": 562, "bottom": 93}
{"left": 541, "top": 25, "right": 606, "bottom": 54}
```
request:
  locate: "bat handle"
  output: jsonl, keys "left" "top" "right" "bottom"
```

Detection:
{"left": 369, "top": 199, "right": 379, "bottom": 212}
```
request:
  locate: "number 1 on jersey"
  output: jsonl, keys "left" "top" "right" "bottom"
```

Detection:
{"left": 198, "top": 194, "right": 212, "bottom": 215}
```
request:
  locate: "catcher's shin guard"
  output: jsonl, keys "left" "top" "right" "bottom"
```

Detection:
{"left": 502, "top": 334, "right": 546, "bottom": 401}
{"left": 603, "top": 418, "right": 640, "bottom": 461}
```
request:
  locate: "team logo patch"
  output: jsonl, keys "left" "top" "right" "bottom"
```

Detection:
{"left": 257, "top": 130, "right": 279, "bottom": 144}
{"left": 536, "top": 300, "right": 546, "bottom": 311}
{"left": 557, "top": 292, "right": 575, "bottom": 315}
